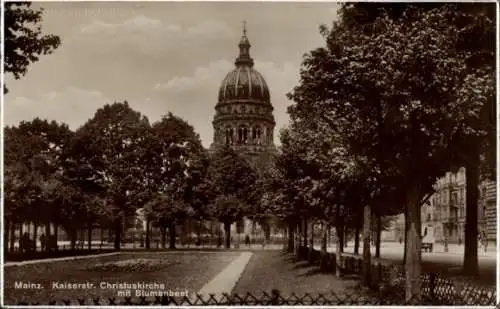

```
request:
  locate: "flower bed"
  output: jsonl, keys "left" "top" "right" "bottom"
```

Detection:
{"left": 84, "top": 258, "right": 176, "bottom": 272}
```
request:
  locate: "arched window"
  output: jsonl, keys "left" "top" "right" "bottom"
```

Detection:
{"left": 243, "top": 127, "right": 248, "bottom": 143}
{"left": 225, "top": 129, "right": 229, "bottom": 144}
{"left": 238, "top": 127, "right": 244, "bottom": 143}
{"left": 229, "top": 128, "right": 234, "bottom": 144}
{"left": 225, "top": 128, "right": 231, "bottom": 145}
{"left": 252, "top": 127, "right": 257, "bottom": 140}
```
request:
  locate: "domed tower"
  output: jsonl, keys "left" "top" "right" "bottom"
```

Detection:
{"left": 210, "top": 23, "right": 276, "bottom": 169}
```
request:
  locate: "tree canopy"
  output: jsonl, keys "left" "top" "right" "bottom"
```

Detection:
{"left": 4, "top": 2, "right": 61, "bottom": 94}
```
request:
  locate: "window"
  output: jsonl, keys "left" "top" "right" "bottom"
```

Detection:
{"left": 451, "top": 192, "right": 458, "bottom": 205}
{"left": 226, "top": 128, "right": 234, "bottom": 145}
{"left": 243, "top": 127, "right": 248, "bottom": 143}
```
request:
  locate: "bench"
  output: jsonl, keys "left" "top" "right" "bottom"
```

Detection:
{"left": 422, "top": 243, "right": 433, "bottom": 252}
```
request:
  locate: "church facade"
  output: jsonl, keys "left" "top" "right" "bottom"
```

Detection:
{"left": 210, "top": 24, "right": 276, "bottom": 170}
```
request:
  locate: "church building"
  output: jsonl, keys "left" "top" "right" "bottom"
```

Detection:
{"left": 210, "top": 24, "right": 278, "bottom": 244}
{"left": 210, "top": 23, "right": 276, "bottom": 169}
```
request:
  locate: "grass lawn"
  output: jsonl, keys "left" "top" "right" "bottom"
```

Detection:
{"left": 232, "top": 251, "right": 362, "bottom": 298}
{"left": 4, "top": 251, "right": 240, "bottom": 305}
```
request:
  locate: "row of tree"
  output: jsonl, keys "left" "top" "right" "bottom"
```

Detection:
{"left": 260, "top": 3, "right": 495, "bottom": 301}
{"left": 4, "top": 103, "right": 262, "bottom": 253}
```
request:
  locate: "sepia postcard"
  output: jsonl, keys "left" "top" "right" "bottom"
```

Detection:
{"left": 2, "top": 1, "right": 497, "bottom": 306}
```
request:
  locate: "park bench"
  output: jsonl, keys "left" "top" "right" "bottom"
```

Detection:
{"left": 421, "top": 243, "right": 433, "bottom": 252}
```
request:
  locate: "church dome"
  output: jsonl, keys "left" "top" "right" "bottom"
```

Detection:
{"left": 217, "top": 24, "right": 271, "bottom": 104}
{"left": 218, "top": 67, "right": 270, "bottom": 103}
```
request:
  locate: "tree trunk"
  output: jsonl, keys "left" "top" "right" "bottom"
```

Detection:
{"left": 303, "top": 219, "right": 308, "bottom": 246}
{"left": 362, "top": 204, "right": 372, "bottom": 287}
{"left": 169, "top": 222, "right": 176, "bottom": 250}
{"left": 224, "top": 221, "right": 231, "bottom": 249}
{"left": 405, "top": 185, "right": 422, "bottom": 301}
{"left": 70, "top": 229, "right": 77, "bottom": 250}
{"left": 114, "top": 218, "right": 122, "bottom": 250}
{"left": 335, "top": 224, "right": 344, "bottom": 278}
{"left": 321, "top": 222, "right": 328, "bottom": 252}
{"left": 327, "top": 227, "right": 331, "bottom": 248}
{"left": 403, "top": 207, "right": 408, "bottom": 265}
{"left": 338, "top": 224, "right": 345, "bottom": 250}
{"left": 160, "top": 226, "right": 167, "bottom": 249}
{"left": 45, "top": 221, "right": 51, "bottom": 252}
{"left": 343, "top": 226, "right": 348, "bottom": 249}
{"left": 196, "top": 221, "right": 202, "bottom": 246}
{"left": 145, "top": 220, "right": 151, "bottom": 249}
{"left": 33, "top": 222, "right": 38, "bottom": 251}
{"left": 210, "top": 222, "right": 214, "bottom": 248}
{"left": 54, "top": 223, "right": 59, "bottom": 250}
{"left": 310, "top": 222, "right": 314, "bottom": 248}
{"left": 4, "top": 219, "right": 10, "bottom": 253}
{"left": 88, "top": 223, "right": 92, "bottom": 251}
{"left": 463, "top": 144, "right": 479, "bottom": 276}
{"left": 354, "top": 221, "right": 360, "bottom": 255}
{"left": 263, "top": 221, "right": 271, "bottom": 242}
{"left": 295, "top": 222, "right": 302, "bottom": 255}
{"left": 100, "top": 228, "right": 104, "bottom": 246}
{"left": 287, "top": 221, "right": 295, "bottom": 253}
{"left": 9, "top": 222, "right": 16, "bottom": 252}
{"left": 375, "top": 215, "right": 382, "bottom": 258}
{"left": 80, "top": 228, "right": 85, "bottom": 249}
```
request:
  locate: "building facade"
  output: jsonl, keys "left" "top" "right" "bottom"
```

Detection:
{"left": 428, "top": 168, "right": 466, "bottom": 244}
{"left": 428, "top": 168, "right": 496, "bottom": 244}
{"left": 386, "top": 168, "right": 496, "bottom": 245}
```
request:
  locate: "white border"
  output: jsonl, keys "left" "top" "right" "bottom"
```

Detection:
{"left": 1, "top": 0, "right": 499, "bottom": 308}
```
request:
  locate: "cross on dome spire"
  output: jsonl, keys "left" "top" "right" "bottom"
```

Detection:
{"left": 235, "top": 21, "right": 254, "bottom": 67}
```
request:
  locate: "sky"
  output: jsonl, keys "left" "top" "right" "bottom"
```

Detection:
{"left": 4, "top": 1, "right": 340, "bottom": 147}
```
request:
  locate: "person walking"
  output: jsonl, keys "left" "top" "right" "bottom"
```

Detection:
{"left": 39, "top": 233, "right": 46, "bottom": 252}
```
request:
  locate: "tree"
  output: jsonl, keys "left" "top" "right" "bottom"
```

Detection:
{"left": 340, "top": 1, "right": 496, "bottom": 278}
{"left": 209, "top": 146, "right": 258, "bottom": 248}
{"left": 69, "top": 102, "right": 151, "bottom": 250}
{"left": 4, "top": 119, "right": 73, "bottom": 251}
{"left": 142, "top": 113, "right": 207, "bottom": 249}
{"left": 288, "top": 5, "right": 492, "bottom": 300}
{"left": 3, "top": 2, "right": 61, "bottom": 94}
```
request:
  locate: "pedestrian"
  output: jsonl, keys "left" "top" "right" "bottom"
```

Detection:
{"left": 245, "top": 234, "right": 250, "bottom": 247}
{"left": 217, "top": 235, "right": 222, "bottom": 248}
{"left": 39, "top": 233, "right": 46, "bottom": 252}
{"left": 21, "top": 233, "right": 31, "bottom": 252}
